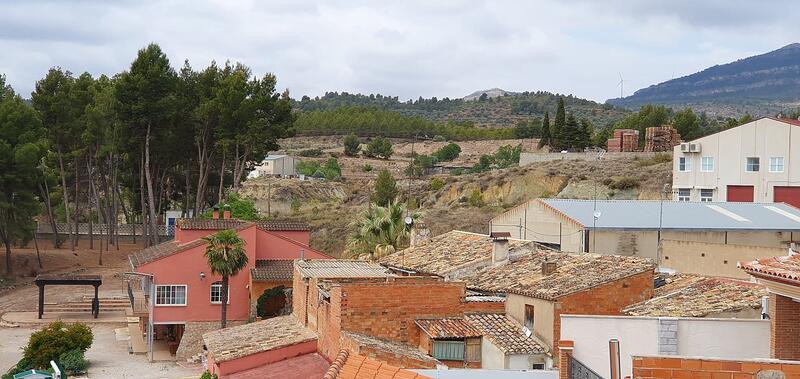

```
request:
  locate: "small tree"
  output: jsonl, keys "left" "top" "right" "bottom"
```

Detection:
{"left": 371, "top": 170, "right": 397, "bottom": 206}
{"left": 538, "top": 111, "right": 551, "bottom": 148}
{"left": 203, "top": 229, "right": 249, "bottom": 328}
{"left": 348, "top": 200, "right": 420, "bottom": 260}
{"left": 342, "top": 133, "right": 361, "bottom": 156}
{"left": 432, "top": 143, "right": 461, "bottom": 162}
{"left": 363, "top": 137, "right": 393, "bottom": 159}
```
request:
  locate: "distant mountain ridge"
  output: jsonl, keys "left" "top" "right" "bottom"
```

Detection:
{"left": 608, "top": 43, "right": 800, "bottom": 116}
{"left": 462, "top": 88, "right": 519, "bottom": 101}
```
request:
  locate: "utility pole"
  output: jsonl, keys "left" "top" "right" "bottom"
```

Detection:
{"left": 267, "top": 182, "right": 271, "bottom": 218}
{"left": 657, "top": 183, "right": 670, "bottom": 267}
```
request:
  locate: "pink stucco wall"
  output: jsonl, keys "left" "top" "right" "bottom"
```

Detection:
{"left": 254, "top": 231, "right": 329, "bottom": 260}
{"left": 209, "top": 340, "right": 318, "bottom": 376}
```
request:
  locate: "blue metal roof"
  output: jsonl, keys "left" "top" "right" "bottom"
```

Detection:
{"left": 540, "top": 199, "right": 800, "bottom": 231}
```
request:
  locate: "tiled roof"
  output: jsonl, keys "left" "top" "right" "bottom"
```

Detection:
{"left": 324, "top": 350, "right": 431, "bottom": 379}
{"left": 463, "top": 251, "right": 655, "bottom": 300}
{"left": 176, "top": 218, "right": 310, "bottom": 231}
{"left": 250, "top": 260, "right": 295, "bottom": 281}
{"left": 465, "top": 313, "right": 547, "bottom": 355}
{"left": 256, "top": 221, "right": 311, "bottom": 231}
{"left": 128, "top": 239, "right": 206, "bottom": 268}
{"left": 341, "top": 332, "right": 440, "bottom": 367}
{"left": 380, "top": 230, "right": 542, "bottom": 276}
{"left": 740, "top": 253, "right": 800, "bottom": 284}
{"left": 415, "top": 318, "right": 482, "bottom": 339}
{"left": 202, "top": 315, "right": 316, "bottom": 363}
{"left": 622, "top": 274, "right": 765, "bottom": 317}
{"left": 296, "top": 260, "right": 394, "bottom": 279}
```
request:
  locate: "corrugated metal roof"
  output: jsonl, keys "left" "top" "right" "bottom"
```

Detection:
{"left": 541, "top": 199, "right": 800, "bottom": 231}
{"left": 296, "top": 260, "right": 394, "bottom": 279}
{"left": 415, "top": 318, "right": 482, "bottom": 339}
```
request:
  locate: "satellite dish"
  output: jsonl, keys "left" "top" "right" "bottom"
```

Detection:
{"left": 404, "top": 216, "right": 414, "bottom": 226}
{"left": 593, "top": 210, "right": 602, "bottom": 219}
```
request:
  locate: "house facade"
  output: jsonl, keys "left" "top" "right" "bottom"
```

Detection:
{"left": 672, "top": 117, "right": 800, "bottom": 207}
{"left": 128, "top": 216, "right": 329, "bottom": 359}
{"left": 247, "top": 154, "right": 296, "bottom": 178}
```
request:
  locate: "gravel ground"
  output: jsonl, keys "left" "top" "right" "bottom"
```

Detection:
{"left": 0, "top": 325, "right": 200, "bottom": 378}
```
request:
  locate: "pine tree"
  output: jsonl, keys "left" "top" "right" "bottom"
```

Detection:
{"left": 579, "top": 118, "right": 593, "bottom": 149}
{"left": 563, "top": 113, "right": 579, "bottom": 149}
{"left": 371, "top": 170, "right": 397, "bottom": 206}
{"left": 538, "top": 111, "right": 551, "bottom": 148}
{"left": 552, "top": 97, "right": 566, "bottom": 149}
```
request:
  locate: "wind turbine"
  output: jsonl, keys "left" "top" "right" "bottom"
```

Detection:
{"left": 618, "top": 73, "right": 624, "bottom": 99}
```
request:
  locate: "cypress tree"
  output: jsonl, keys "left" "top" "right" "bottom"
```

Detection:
{"left": 563, "top": 113, "right": 579, "bottom": 149}
{"left": 538, "top": 111, "right": 551, "bottom": 148}
{"left": 552, "top": 97, "right": 566, "bottom": 149}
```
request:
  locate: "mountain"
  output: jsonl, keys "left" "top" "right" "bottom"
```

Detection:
{"left": 608, "top": 43, "right": 800, "bottom": 117}
{"left": 462, "top": 88, "right": 518, "bottom": 101}
{"left": 294, "top": 90, "right": 630, "bottom": 128}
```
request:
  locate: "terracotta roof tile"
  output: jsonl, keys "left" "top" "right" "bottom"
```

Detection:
{"left": 463, "top": 251, "right": 655, "bottom": 300}
{"left": 128, "top": 239, "right": 206, "bottom": 268}
{"left": 740, "top": 253, "right": 800, "bottom": 284}
{"left": 250, "top": 260, "right": 295, "bottom": 281}
{"left": 415, "top": 318, "right": 482, "bottom": 339}
{"left": 202, "top": 315, "right": 316, "bottom": 363}
{"left": 380, "top": 230, "right": 543, "bottom": 277}
{"left": 324, "top": 350, "right": 432, "bottom": 379}
{"left": 256, "top": 221, "right": 311, "bottom": 231}
{"left": 341, "top": 332, "right": 440, "bottom": 367}
{"left": 465, "top": 313, "right": 547, "bottom": 355}
{"left": 176, "top": 218, "right": 310, "bottom": 231}
{"left": 623, "top": 274, "right": 766, "bottom": 317}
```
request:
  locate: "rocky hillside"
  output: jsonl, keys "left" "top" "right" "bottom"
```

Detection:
{"left": 608, "top": 43, "right": 800, "bottom": 117}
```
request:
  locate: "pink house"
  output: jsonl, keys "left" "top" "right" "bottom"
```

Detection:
{"left": 128, "top": 215, "right": 330, "bottom": 359}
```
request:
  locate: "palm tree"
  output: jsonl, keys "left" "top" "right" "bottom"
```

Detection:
{"left": 203, "top": 229, "right": 249, "bottom": 328}
{"left": 348, "top": 200, "right": 420, "bottom": 260}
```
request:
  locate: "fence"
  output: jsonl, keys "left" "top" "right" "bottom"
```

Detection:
{"left": 37, "top": 222, "right": 175, "bottom": 237}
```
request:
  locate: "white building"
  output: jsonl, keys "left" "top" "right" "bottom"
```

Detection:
{"left": 672, "top": 117, "right": 800, "bottom": 208}
{"left": 247, "top": 154, "right": 296, "bottom": 178}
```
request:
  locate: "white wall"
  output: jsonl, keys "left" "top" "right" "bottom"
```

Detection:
{"left": 481, "top": 337, "right": 506, "bottom": 369}
{"left": 560, "top": 315, "right": 770, "bottom": 379}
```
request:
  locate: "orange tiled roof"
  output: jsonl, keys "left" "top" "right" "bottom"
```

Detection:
{"left": 324, "top": 350, "right": 431, "bottom": 379}
{"left": 740, "top": 253, "right": 800, "bottom": 284}
{"left": 415, "top": 318, "right": 482, "bottom": 339}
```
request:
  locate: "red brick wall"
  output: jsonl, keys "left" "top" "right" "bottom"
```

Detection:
{"left": 463, "top": 300, "right": 505, "bottom": 314}
{"left": 771, "top": 293, "right": 800, "bottom": 360}
{"left": 291, "top": 265, "right": 308, "bottom": 326}
{"left": 340, "top": 333, "right": 437, "bottom": 369}
{"left": 553, "top": 271, "right": 653, "bottom": 359}
{"left": 632, "top": 355, "right": 800, "bottom": 379}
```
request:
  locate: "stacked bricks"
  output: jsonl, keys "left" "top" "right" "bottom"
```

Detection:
{"left": 607, "top": 129, "right": 639, "bottom": 152}
{"left": 643, "top": 125, "right": 681, "bottom": 152}
{"left": 771, "top": 293, "right": 800, "bottom": 360}
{"left": 632, "top": 355, "right": 800, "bottom": 379}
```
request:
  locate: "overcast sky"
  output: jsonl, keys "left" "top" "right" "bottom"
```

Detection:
{"left": 1, "top": 0, "right": 798, "bottom": 102}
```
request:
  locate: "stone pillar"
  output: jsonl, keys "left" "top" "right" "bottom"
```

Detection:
{"left": 558, "top": 340, "right": 574, "bottom": 379}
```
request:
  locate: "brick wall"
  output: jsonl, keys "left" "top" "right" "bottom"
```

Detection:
{"left": 632, "top": 355, "right": 800, "bottom": 379}
{"left": 771, "top": 293, "right": 800, "bottom": 360}
{"left": 553, "top": 271, "right": 653, "bottom": 359}
{"left": 340, "top": 333, "right": 437, "bottom": 369}
{"left": 463, "top": 300, "right": 505, "bottom": 314}
{"left": 292, "top": 265, "right": 308, "bottom": 326}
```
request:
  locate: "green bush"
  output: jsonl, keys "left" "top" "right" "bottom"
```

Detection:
{"left": 200, "top": 370, "right": 219, "bottom": 379}
{"left": 432, "top": 143, "right": 461, "bottom": 162}
{"left": 297, "top": 148, "right": 324, "bottom": 157}
{"left": 342, "top": 134, "right": 361, "bottom": 156}
{"left": 371, "top": 170, "right": 397, "bottom": 206}
{"left": 363, "top": 137, "right": 393, "bottom": 159}
{"left": 637, "top": 153, "right": 672, "bottom": 167}
{"left": 608, "top": 177, "right": 640, "bottom": 190}
{"left": 432, "top": 135, "right": 446, "bottom": 142}
{"left": 430, "top": 177, "right": 444, "bottom": 191}
{"left": 23, "top": 321, "right": 93, "bottom": 369}
{"left": 297, "top": 159, "right": 341, "bottom": 181}
{"left": 468, "top": 189, "right": 483, "bottom": 207}
{"left": 58, "top": 348, "right": 87, "bottom": 374}
{"left": 200, "top": 193, "right": 261, "bottom": 221}
{"left": 361, "top": 164, "right": 373, "bottom": 172}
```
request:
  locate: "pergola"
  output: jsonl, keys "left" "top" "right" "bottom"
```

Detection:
{"left": 34, "top": 275, "right": 102, "bottom": 319}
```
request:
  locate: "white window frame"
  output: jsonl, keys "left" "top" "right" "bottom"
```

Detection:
{"left": 769, "top": 157, "right": 785, "bottom": 173}
{"left": 700, "top": 157, "right": 714, "bottom": 172}
{"left": 677, "top": 188, "right": 691, "bottom": 202}
{"left": 678, "top": 157, "right": 692, "bottom": 172}
{"left": 155, "top": 285, "right": 187, "bottom": 306}
{"left": 700, "top": 189, "right": 714, "bottom": 202}
{"left": 210, "top": 282, "right": 230, "bottom": 304}
{"left": 746, "top": 157, "right": 760, "bottom": 172}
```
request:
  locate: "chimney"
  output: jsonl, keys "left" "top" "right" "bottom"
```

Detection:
{"left": 542, "top": 257, "right": 557, "bottom": 276}
{"left": 410, "top": 222, "right": 432, "bottom": 247}
{"left": 490, "top": 232, "right": 511, "bottom": 265}
{"left": 222, "top": 203, "right": 231, "bottom": 219}
{"left": 212, "top": 205, "right": 220, "bottom": 219}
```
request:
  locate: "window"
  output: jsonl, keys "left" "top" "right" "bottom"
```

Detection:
{"left": 210, "top": 282, "right": 229, "bottom": 304}
{"left": 700, "top": 157, "right": 714, "bottom": 172}
{"left": 678, "top": 157, "right": 692, "bottom": 172}
{"left": 433, "top": 340, "right": 464, "bottom": 361}
{"left": 524, "top": 304, "right": 535, "bottom": 330}
{"left": 532, "top": 363, "right": 546, "bottom": 370}
{"left": 770, "top": 157, "right": 785, "bottom": 173}
{"left": 746, "top": 157, "right": 760, "bottom": 172}
{"left": 155, "top": 285, "right": 187, "bottom": 306}
{"left": 677, "top": 189, "right": 691, "bottom": 202}
{"left": 700, "top": 189, "right": 714, "bottom": 202}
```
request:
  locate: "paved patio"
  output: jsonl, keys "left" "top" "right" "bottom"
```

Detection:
{"left": 2, "top": 311, "right": 128, "bottom": 326}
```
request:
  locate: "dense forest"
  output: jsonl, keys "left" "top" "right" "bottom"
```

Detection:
{"left": 0, "top": 43, "right": 293, "bottom": 270}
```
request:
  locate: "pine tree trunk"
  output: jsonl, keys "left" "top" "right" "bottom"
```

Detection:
{"left": 139, "top": 154, "right": 148, "bottom": 247}
{"left": 144, "top": 123, "right": 159, "bottom": 247}
{"left": 57, "top": 152, "right": 73, "bottom": 251}
{"left": 39, "top": 181, "right": 60, "bottom": 248}
{"left": 221, "top": 275, "right": 229, "bottom": 329}
{"left": 217, "top": 153, "right": 225, "bottom": 206}
{"left": 2, "top": 234, "right": 11, "bottom": 275}
{"left": 87, "top": 156, "right": 94, "bottom": 250}
{"left": 73, "top": 157, "right": 80, "bottom": 250}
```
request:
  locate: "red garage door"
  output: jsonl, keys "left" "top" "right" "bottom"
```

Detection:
{"left": 727, "top": 185, "right": 754, "bottom": 202}
{"left": 775, "top": 186, "right": 800, "bottom": 209}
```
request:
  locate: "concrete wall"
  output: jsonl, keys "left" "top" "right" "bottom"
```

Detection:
{"left": 506, "top": 294, "right": 555, "bottom": 348}
{"left": 480, "top": 337, "right": 505, "bottom": 369}
{"left": 560, "top": 315, "right": 770, "bottom": 379}
{"left": 491, "top": 199, "right": 584, "bottom": 251}
{"left": 661, "top": 239, "right": 790, "bottom": 278}
{"left": 672, "top": 117, "right": 800, "bottom": 202}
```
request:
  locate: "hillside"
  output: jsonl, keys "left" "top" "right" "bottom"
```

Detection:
{"left": 608, "top": 43, "right": 800, "bottom": 117}
{"left": 294, "top": 90, "right": 630, "bottom": 129}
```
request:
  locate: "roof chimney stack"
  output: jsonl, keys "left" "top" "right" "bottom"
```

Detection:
{"left": 542, "top": 257, "right": 557, "bottom": 276}
{"left": 222, "top": 204, "right": 231, "bottom": 219}
{"left": 490, "top": 232, "right": 511, "bottom": 265}
{"left": 212, "top": 205, "right": 220, "bottom": 219}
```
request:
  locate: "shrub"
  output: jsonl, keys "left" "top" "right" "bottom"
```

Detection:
{"left": 430, "top": 177, "right": 445, "bottom": 191}
{"left": 23, "top": 321, "right": 93, "bottom": 369}
{"left": 290, "top": 198, "right": 301, "bottom": 213}
{"left": 637, "top": 153, "right": 672, "bottom": 167}
{"left": 432, "top": 143, "right": 461, "bottom": 162}
{"left": 363, "top": 137, "right": 393, "bottom": 159}
{"left": 361, "top": 164, "right": 373, "bottom": 172}
{"left": 297, "top": 159, "right": 341, "bottom": 181}
{"left": 468, "top": 189, "right": 483, "bottom": 207}
{"left": 608, "top": 177, "right": 640, "bottom": 190}
{"left": 432, "top": 135, "right": 446, "bottom": 142}
{"left": 405, "top": 154, "right": 437, "bottom": 177}
{"left": 371, "top": 170, "right": 397, "bottom": 206}
{"left": 342, "top": 134, "right": 361, "bottom": 156}
{"left": 200, "top": 371, "right": 219, "bottom": 379}
{"left": 297, "top": 148, "right": 324, "bottom": 157}
{"left": 257, "top": 286, "right": 287, "bottom": 319}
{"left": 58, "top": 349, "right": 87, "bottom": 374}
{"left": 200, "top": 193, "right": 261, "bottom": 221}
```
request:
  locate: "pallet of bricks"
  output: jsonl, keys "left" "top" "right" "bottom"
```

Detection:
{"left": 643, "top": 125, "right": 681, "bottom": 152}
{"left": 606, "top": 129, "right": 639, "bottom": 152}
